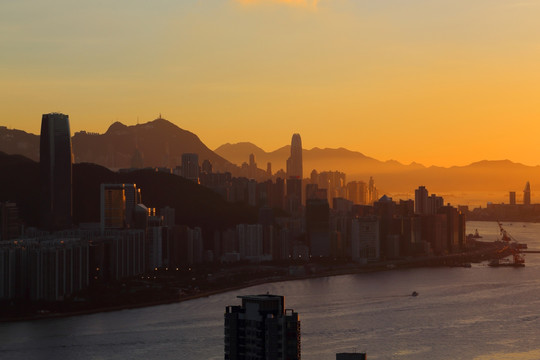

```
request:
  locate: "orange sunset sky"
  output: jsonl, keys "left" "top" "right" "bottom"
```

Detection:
{"left": 2, "top": 0, "right": 540, "bottom": 167}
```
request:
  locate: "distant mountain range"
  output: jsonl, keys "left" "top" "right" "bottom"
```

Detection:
{"left": 215, "top": 142, "right": 540, "bottom": 196}
{"left": 2, "top": 120, "right": 540, "bottom": 201}
{"left": 214, "top": 142, "right": 425, "bottom": 175}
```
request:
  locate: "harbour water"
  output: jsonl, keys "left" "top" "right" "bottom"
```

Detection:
{"left": 2, "top": 221, "right": 540, "bottom": 359}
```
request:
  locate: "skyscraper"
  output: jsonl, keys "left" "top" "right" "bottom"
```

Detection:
{"left": 40, "top": 113, "right": 73, "bottom": 230}
{"left": 225, "top": 294, "right": 301, "bottom": 360}
{"left": 285, "top": 134, "right": 303, "bottom": 215}
{"left": 286, "top": 133, "right": 303, "bottom": 179}
{"left": 524, "top": 181, "right": 531, "bottom": 205}
{"left": 414, "top": 186, "right": 428, "bottom": 215}
{"left": 100, "top": 183, "right": 142, "bottom": 233}
{"left": 181, "top": 153, "right": 200, "bottom": 183}
{"left": 100, "top": 184, "right": 126, "bottom": 231}
{"left": 306, "top": 198, "right": 330, "bottom": 257}
{"left": 509, "top": 191, "right": 516, "bottom": 205}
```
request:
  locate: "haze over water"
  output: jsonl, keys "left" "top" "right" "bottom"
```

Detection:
{"left": 2, "top": 221, "right": 540, "bottom": 360}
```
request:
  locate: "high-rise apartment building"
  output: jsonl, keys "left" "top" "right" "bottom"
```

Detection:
{"left": 286, "top": 178, "right": 302, "bottom": 215}
{"left": 101, "top": 184, "right": 126, "bottom": 231}
{"left": 286, "top": 134, "right": 303, "bottom": 179}
{"left": 40, "top": 113, "right": 73, "bottom": 231}
{"left": 306, "top": 198, "right": 330, "bottom": 257}
{"left": 225, "top": 294, "right": 301, "bottom": 360}
{"left": 347, "top": 181, "right": 368, "bottom": 205}
{"left": 0, "top": 202, "right": 21, "bottom": 240}
{"left": 427, "top": 194, "right": 444, "bottom": 215}
{"left": 367, "top": 177, "right": 378, "bottom": 204}
{"left": 181, "top": 153, "right": 200, "bottom": 183}
{"left": 100, "top": 183, "right": 141, "bottom": 233}
{"left": 414, "top": 186, "right": 428, "bottom": 215}
{"left": 509, "top": 191, "right": 516, "bottom": 205}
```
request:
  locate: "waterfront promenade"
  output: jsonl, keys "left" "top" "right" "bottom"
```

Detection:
{"left": 0, "top": 240, "right": 508, "bottom": 322}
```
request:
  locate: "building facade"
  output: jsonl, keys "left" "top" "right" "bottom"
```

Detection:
{"left": 40, "top": 113, "right": 73, "bottom": 231}
{"left": 286, "top": 133, "right": 303, "bottom": 179}
{"left": 225, "top": 294, "right": 301, "bottom": 360}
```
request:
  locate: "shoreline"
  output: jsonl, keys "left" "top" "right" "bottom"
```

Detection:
{"left": 0, "top": 265, "right": 385, "bottom": 323}
{"left": 0, "top": 242, "right": 504, "bottom": 323}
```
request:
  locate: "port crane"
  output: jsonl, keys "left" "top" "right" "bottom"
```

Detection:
{"left": 497, "top": 221, "right": 517, "bottom": 243}
{"left": 490, "top": 222, "right": 525, "bottom": 266}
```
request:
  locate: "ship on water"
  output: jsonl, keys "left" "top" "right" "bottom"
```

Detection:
{"left": 488, "top": 222, "right": 525, "bottom": 267}
{"left": 488, "top": 256, "right": 524, "bottom": 267}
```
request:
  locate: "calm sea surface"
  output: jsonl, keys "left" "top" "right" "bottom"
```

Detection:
{"left": 2, "top": 221, "right": 540, "bottom": 360}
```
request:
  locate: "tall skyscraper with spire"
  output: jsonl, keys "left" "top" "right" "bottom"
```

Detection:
{"left": 40, "top": 113, "right": 73, "bottom": 230}
{"left": 286, "top": 133, "right": 303, "bottom": 179}
{"left": 286, "top": 134, "right": 303, "bottom": 215}
{"left": 524, "top": 181, "right": 531, "bottom": 205}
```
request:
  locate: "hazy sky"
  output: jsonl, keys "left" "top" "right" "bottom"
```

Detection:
{"left": 2, "top": 0, "right": 540, "bottom": 166}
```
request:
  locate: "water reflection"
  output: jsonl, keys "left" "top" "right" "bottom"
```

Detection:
{"left": 1, "top": 222, "right": 540, "bottom": 360}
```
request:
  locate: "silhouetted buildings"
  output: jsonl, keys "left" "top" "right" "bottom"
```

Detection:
{"left": 286, "top": 134, "right": 303, "bottom": 180}
{"left": 0, "top": 236, "right": 89, "bottom": 301}
{"left": 351, "top": 217, "right": 380, "bottom": 262}
{"left": 524, "top": 181, "right": 531, "bottom": 205}
{"left": 100, "top": 183, "right": 142, "bottom": 232}
{"left": 286, "top": 178, "right": 302, "bottom": 215}
{"left": 180, "top": 153, "right": 200, "bottom": 183}
{"left": 414, "top": 186, "right": 444, "bottom": 215}
{"left": 311, "top": 171, "right": 347, "bottom": 206}
{"left": 509, "top": 191, "right": 516, "bottom": 205}
{"left": 347, "top": 181, "right": 368, "bottom": 205}
{"left": 4, "top": 117, "right": 484, "bottom": 307}
{"left": 0, "top": 202, "right": 21, "bottom": 241}
{"left": 91, "top": 229, "right": 146, "bottom": 283}
{"left": 284, "top": 134, "right": 304, "bottom": 216}
{"left": 40, "top": 113, "right": 73, "bottom": 231}
{"left": 368, "top": 177, "right": 378, "bottom": 204}
{"left": 225, "top": 294, "right": 301, "bottom": 360}
{"left": 469, "top": 182, "right": 540, "bottom": 221}
{"left": 415, "top": 186, "right": 428, "bottom": 214}
{"left": 306, "top": 198, "right": 330, "bottom": 258}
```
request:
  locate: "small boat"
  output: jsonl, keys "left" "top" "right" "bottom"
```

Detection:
{"left": 411, "top": 291, "right": 418, "bottom": 297}
{"left": 472, "top": 229, "right": 482, "bottom": 239}
{"left": 488, "top": 258, "right": 524, "bottom": 267}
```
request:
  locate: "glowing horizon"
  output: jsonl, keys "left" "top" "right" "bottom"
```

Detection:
{"left": 2, "top": 0, "right": 540, "bottom": 167}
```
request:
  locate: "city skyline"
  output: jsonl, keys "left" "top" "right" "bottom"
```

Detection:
{"left": 2, "top": 113, "right": 540, "bottom": 358}
{"left": 3, "top": 116, "right": 540, "bottom": 170}
{"left": 3, "top": 1, "right": 540, "bottom": 167}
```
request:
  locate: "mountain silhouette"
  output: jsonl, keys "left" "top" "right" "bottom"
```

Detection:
{"left": 214, "top": 142, "right": 540, "bottom": 198}
{"left": 0, "top": 126, "right": 40, "bottom": 161}
{"left": 0, "top": 119, "right": 236, "bottom": 172}
{"left": 73, "top": 118, "right": 235, "bottom": 172}
{"left": 2, "top": 122, "right": 540, "bottom": 202}
{"left": 215, "top": 142, "right": 423, "bottom": 176}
